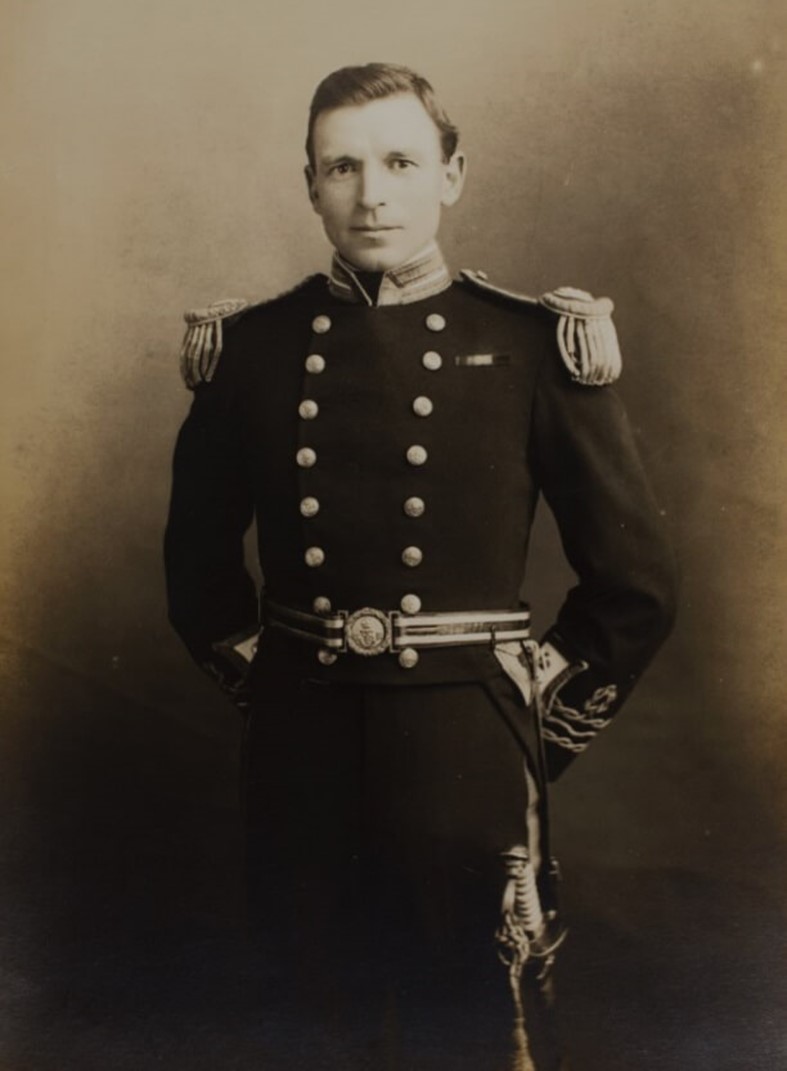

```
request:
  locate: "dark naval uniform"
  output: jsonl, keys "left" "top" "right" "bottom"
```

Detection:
{"left": 165, "top": 244, "right": 677, "bottom": 1070}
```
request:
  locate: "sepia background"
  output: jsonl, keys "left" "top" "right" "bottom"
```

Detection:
{"left": 1, "top": 0, "right": 786, "bottom": 1068}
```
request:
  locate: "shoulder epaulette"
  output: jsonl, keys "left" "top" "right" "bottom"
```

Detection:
{"left": 179, "top": 276, "right": 326, "bottom": 390}
{"left": 539, "top": 286, "right": 621, "bottom": 386}
{"left": 460, "top": 270, "right": 622, "bottom": 386}
{"left": 180, "top": 298, "right": 248, "bottom": 389}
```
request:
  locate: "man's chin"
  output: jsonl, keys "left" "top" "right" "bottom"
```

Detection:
{"left": 343, "top": 252, "right": 403, "bottom": 273}
{"left": 338, "top": 240, "right": 416, "bottom": 274}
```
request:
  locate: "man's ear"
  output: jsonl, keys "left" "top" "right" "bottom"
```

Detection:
{"left": 305, "top": 165, "right": 321, "bottom": 214}
{"left": 441, "top": 151, "right": 466, "bottom": 208}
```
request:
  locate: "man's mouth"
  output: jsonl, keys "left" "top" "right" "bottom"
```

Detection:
{"left": 351, "top": 225, "right": 401, "bottom": 233}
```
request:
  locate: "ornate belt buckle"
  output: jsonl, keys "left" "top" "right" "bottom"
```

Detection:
{"left": 344, "top": 607, "right": 392, "bottom": 657}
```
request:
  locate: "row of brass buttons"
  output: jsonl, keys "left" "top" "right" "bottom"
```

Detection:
{"left": 311, "top": 312, "right": 446, "bottom": 335}
{"left": 307, "top": 350, "right": 440, "bottom": 374}
{"left": 301, "top": 310, "right": 448, "bottom": 667}
{"left": 310, "top": 592, "right": 422, "bottom": 616}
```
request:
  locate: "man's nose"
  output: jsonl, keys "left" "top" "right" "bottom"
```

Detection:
{"left": 357, "top": 164, "right": 388, "bottom": 209}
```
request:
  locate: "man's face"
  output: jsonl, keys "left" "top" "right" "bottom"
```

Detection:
{"left": 306, "top": 93, "right": 465, "bottom": 272}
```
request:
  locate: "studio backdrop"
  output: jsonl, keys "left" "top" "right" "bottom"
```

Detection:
{"left": 1, "top": 1, "right": 785, "bottom": 1066}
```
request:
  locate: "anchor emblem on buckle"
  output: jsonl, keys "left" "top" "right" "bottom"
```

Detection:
{"left": 345, "top": 607, "right": 392, "bottom": 657}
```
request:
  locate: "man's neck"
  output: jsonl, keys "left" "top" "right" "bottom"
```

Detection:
{"left": 327, "top": 242, "right": 451, "bottom": 307}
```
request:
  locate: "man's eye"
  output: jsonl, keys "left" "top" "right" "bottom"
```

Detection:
{"left": 330, "top": 162, "right": 354, "bottom": 176}
{"left": 391, "top": 159, "right": 416, "bottom": 171}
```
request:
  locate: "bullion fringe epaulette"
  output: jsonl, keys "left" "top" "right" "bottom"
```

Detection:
{"left": 539, "top": 287, "right": 622, "bottom": 386}
{"left": 180, "top": 298, "right": 249, "bottom": 389}
{"left": 460, "top": 270, "right": 622, "bottom": 386}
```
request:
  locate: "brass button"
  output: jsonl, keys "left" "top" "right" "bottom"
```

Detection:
{"left": 412, "top": 396, "right": 434, "bottom": 417}
{"left": 304, "top": 546, "right": 325, "bottom": 567}
{"left": 400, "top": 593, "right": 422, "bottom": 615}
{"left": 401, "top": 546, "right": 423, "bottom": 567}
{"left": 299, "top": 399, "right": 319, "bottom": 420}
{"left": 317, "top": 649, "right": 338, "bottom": 665}
{"left": 398, "top": 647, "right": 420, "bottom": 669}
{"left": 425, "top": 313, "right": 446, "bottom": 332}
{"left": 296, "top": 447, "right": 317, "bottom": 468}
{"left": 403, "top": 496, "right": 425, "bottom": 518}
{"left": 422, "top": 351, "right": 443, "bottom": 371}
{"left": 300, "top": 496, "right": 320, "bottom": 517}
{"left": 406, "top": 444, "right": 428, "bottom": 466}
{"left": 313, "top": 596, "right": 332, "bottom": 614}
{"left": 305, "top": 354, "right": 326, "bottom": 374}
{"left": 312, "top": 314, "right": 332, "bottom": 334}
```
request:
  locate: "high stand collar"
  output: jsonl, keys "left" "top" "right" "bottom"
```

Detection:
{"left": 327, "top": 242, "right": 452, "bottom": 307}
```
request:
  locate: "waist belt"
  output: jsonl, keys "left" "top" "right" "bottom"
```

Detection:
{"left": 264, "top": 600, "right": 531, "bottom": 658}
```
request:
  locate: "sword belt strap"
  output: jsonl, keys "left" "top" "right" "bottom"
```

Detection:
{"left": 263, "top": 600, "right": 531, "bottom": 658}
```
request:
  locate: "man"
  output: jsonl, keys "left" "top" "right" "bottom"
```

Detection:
{"left": 165, "top": 63, "right": 677, "bottom": 1070}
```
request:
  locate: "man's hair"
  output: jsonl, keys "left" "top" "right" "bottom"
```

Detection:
{"left": 305, "top": 63, "right": 459, "bottom": 169}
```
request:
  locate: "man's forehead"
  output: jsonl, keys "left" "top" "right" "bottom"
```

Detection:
{"left": 312, "top": 93, "right": 443, "bottom": 153}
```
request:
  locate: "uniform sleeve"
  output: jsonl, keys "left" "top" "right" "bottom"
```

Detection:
{"left": 531, "top": 348, "right": 678, "bottom": 779}
{"left": 164, "top": 336, "right": 259, "bottom": 701}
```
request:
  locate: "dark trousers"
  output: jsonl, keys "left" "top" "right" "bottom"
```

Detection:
{"left": 241, "top": 663, "right": 559, "bottom": 1069}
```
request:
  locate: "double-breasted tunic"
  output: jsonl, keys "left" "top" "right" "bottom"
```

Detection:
{"left": 166, "top": 256, "right": 676, "bottom": 746}
{"left": 164, "top": 248, "right": 677, "bottom": 1065}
